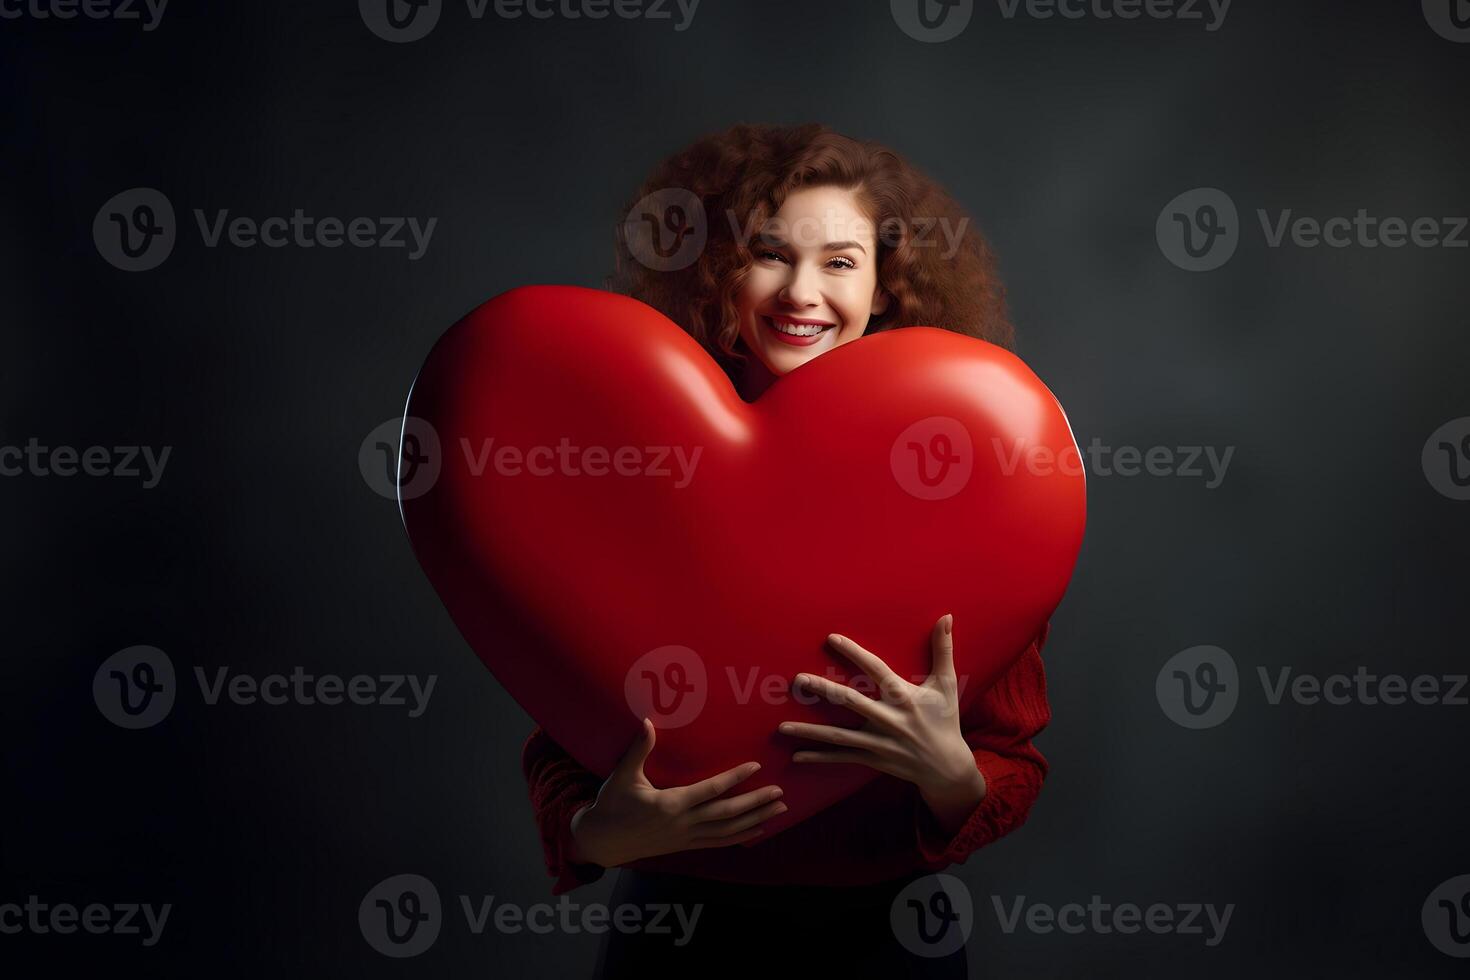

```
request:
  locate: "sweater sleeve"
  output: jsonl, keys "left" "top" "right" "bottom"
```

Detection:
{"left": 911, "top": 620, "right": 1053, "bottom": 867}
{"left": 520, "top": 726, "right": 609, "bottom": 895}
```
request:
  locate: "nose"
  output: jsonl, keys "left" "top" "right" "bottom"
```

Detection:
{"left": 778, "top": 262, "right": 822, "bottom": 308}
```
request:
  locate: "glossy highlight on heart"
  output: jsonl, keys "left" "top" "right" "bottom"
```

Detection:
{"left": 401, "top": 285, "right": 1086, "bottom": 837}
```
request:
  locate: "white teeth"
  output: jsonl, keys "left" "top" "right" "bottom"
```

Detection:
{"left": 769, "top": 318, "right": 830, "bottom": 337}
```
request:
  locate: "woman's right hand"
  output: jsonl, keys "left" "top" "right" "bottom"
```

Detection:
{"left": 568, "top": 717, "right": 786, "bottom": 868}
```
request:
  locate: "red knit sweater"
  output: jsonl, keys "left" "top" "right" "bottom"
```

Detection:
{"left": 521, "top": 621, "right": 1052, "bottom": 895}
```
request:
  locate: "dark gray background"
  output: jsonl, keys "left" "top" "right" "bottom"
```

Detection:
{"left": 2, "top": 0, "right": 1467, "bottom": 976}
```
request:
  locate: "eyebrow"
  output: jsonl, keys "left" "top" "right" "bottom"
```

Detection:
{"left": 759, "top": 235, "right": 868, "bottom": 254}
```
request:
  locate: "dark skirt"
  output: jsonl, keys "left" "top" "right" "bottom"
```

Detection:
{"left": 591, "top": 867, "right": 970, "bottom": 978}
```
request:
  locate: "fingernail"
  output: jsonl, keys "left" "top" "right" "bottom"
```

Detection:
{"left": 774, "top": 804, "right": 788, "bottom": 814}
{"left": 942, "top": 614, "right": 953, "bottom": 636}
{"left": 827, "top": 633, "right": 842, "bottom": 645}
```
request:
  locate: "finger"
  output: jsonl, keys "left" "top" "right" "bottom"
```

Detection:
{"left": 612, "top": 717, "right": 656, "bottom": 783}
{"left": 684, "top": 825, "right": 767, "bottom": 850}
{"left": 665, "top": 759, "right": 763, "bottom": 810}
{"left": 826, "top": 633, "right": 907, "bottom": 699}
{"left": 791, "top": 747, "right": 897, "bottom": 777}
{"left": 693, "top": 798, "right": 787, "bottom": 839}
{"left": 778, "top": 720, "right": 893, "bottom": 755}
{"left": 791, "top": 672, "right": 900, "bottom": 720}
{"left": 930, "top": 614, "right": 957, "bottom": 683}
{"left": 689, "top": 784, "right": 784, "bottom": 823}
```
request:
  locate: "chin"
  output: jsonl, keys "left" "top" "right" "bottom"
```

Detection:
{"left": 764, "top": 347, "right": 822, "bottom": 375}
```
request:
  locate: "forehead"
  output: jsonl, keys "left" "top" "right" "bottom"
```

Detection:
{"left": 763, "top": 185, "right": 875, "bottom": 246}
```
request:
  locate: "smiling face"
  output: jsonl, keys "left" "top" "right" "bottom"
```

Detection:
{"left": 734, "top": 185, "right": 890, "bottom": 377}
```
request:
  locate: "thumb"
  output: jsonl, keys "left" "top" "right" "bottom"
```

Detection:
{"left": 613, "top": 717, "right": 656, "bottom": 782}
{"left": 931, "top": 614, "right": 957, "bottom": 683}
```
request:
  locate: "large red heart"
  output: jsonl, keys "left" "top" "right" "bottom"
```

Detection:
{"left": 401, "top": 285, "right": 1085, "bottom": 838}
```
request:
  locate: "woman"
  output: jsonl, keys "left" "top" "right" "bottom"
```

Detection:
{"left": 521, "top": 123, "right": 1052, "bottom": 976}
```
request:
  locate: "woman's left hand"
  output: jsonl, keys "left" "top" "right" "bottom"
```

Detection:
{"left": 776, "top": 614, "right": 987, "bottom": 832}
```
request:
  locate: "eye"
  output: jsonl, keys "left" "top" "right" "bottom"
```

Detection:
{"left": 756, "top": 248, "right": 789, "bottom": 264}
{"left": 827, "top": 256, "right": 857, "bottom": 270}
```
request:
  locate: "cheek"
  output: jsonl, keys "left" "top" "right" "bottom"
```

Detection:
{"left": 741, "top": 266, "right": 783, "bottom": 304}
{"left": 736, "top": 270, "right": 782, "bottom": 330}
{"left": 740, "top": 265, "right": 776, "bottom": 315}
{"left": 834, "top": 275, "right": 880, "bottom": 333}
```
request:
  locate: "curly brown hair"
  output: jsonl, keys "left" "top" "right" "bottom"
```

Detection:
{"left": 608, "top": 122, "right": 1014, "bottom": 378}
